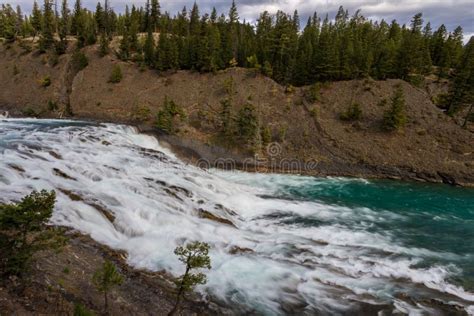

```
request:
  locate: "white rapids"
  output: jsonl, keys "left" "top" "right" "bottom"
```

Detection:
{"left": 0, "top": 118, "right": 473, "bottom": 315}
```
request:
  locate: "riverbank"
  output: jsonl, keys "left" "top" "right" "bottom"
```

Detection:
{"left": 0, "top": 230, "right": 226, "bottom": 315}
{"left": 1, "top": 42, "right": 473, "bottom": 186}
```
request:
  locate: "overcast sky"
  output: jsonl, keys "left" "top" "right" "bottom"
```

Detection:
{"left": 9, "top": 0, "right": 474, "bottom": 42}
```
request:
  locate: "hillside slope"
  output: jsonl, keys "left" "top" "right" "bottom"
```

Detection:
{"left": 0, "top": 43, "right": 472, "bottom": 185}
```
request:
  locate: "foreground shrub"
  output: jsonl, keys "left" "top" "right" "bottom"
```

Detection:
{"left": 0, "top": 190, "right": 66, "bottom": 277}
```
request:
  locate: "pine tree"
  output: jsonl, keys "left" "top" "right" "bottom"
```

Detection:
{"left": 31, "top": 0, "right": 42, "bottom": 40}
{"left": 446, "top": 37, "right": 474, "bottom": 125}
{"left": 56, "top": 0, "right": 69, "bottom": 53}
{"left": 39, "top": 0, "right": 55, "bottom": 51}
{"left": 144, "top": 28, "right": 155, "bottom": 66}
{"left": 150, "top": 0, "right": 160, "bottom": 31}
{"left": 70, "top": 0, "right": 82, "bottom": 36}
{"left": 383, "top": 85, "right": 407, "bottom": 130}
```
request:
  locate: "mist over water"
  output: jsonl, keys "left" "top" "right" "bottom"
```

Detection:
{"left": 1, "top": 118, "right": 473, "bottom": 315}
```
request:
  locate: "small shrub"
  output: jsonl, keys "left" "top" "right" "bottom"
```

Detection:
{"left": 340, "top": 103, "right": 362, "bottom": 121}
{"left": 383, "top": 86, "right": 407, "bottom": 130}
{"left": 108, "top": 65, "right": 123, "bottom": 83}
{"left": 132, "top": 105, "right": 151, "bottom": 122}
{"left": 40, "top": 76, "right": 51, "bottom": 87}
{"left": 261, "top": 126, "right": 272, "bottom": 145}
{"left": 407, "top": 74, "right": 424, "bottom": 88}
{"left": 22, "top": 107, "right": 38, "bottom": 117}
{"left": 305, "top": 83, "right": 320, "bottom": 103}
{"left": 155, "top": 97, "right": 186, "bottom": 134}
{"left": 285, "top": 85, "right": 295, "bottom": 94}
{"left": 73, "top": 303, "right": 95, "bottom": 316}
{"left": 229, "top": 57, "right": 238, "bottom": 67}
{"left": 278, "top": 125, "right": 287, "bottom": 142}
{"left": 98, "top": 33, "right": 110, "bottom": 57}
{"left": 222, "top": 76, "right": 235, "bottom": 96}
{"left": 236, "top": 103, "right": 259, "bottom": 144}
{"left": 92, "top": 260, "right": 123, "bottom": 312}
{"left": 261, "top": 61, "right": 273, "bottom": 77}
{"left": 72, "top": 50, "right": 89, "bottom": 72}
{"left": 47, "top": 100, "right": 58, "bottom": 111}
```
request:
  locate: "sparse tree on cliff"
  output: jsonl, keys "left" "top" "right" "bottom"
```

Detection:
{"left": 92, "top": 260, "right": 124, "bottom": 312}
{"left": 383, "top": 85, "right": 407, "bottom": 130}
{"left": 168, "top": 241, "right": 211, "bottom": 316}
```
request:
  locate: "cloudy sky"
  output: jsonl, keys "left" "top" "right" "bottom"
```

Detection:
{"left": 10, "top": 0, "right": 474, "bottom": 41}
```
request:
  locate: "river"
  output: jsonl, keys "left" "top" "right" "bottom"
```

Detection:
{"left": 1, "top": 118, "right": 473, "bottom": 315}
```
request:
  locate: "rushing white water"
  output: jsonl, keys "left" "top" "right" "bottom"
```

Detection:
{"left": 1, "top": 118, "right": 473, "bottom": 315}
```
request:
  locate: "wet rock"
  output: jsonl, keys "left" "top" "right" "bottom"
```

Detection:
{"left": 58, "top": 188, "right": 82, "bottom": 201}
{"left": 437, "top": 172, "right": 458, "bottom": 186}
{"left": 53, "top": 168, "right": 77, "bottom": 181}
{"left": 101, "top": 140, "right": 111, "bottom": 146}
{"left": 86, "top": 201, "right": 116, "bottom": 223}
{"left": 198, "top": 209, "right": 235, "bottom": 227}
{"left": 8, "top": 164, "right": 25, "bottom": 173}
{"left": 229, "top": 246, "right": 254, "bottom": 255}
{"left": 48, "top": 151, "right": 63, "bottom": 160}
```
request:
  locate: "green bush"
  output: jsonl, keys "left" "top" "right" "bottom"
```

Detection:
{"left": 22, "top": 107, "right": 38, "bottom": 117}
{"left": 108, "top": 65, "right": 123, "bottom": 83}
{"left": 155, "top": 97, "right": 186, "bottom": 134}
{"left": 131, "top": 105, "right": 151, "bottom": 122}
{"left": 48, "top": 100, "right": 58, "bottom": 111}
{"left": 340, "top": 103, "right": 362, "bottom": 121}
{"left": 93, "top": 260, "right": 123, "bottom": 312}
{"left": 40, "top": 76, "right": 51, "bottom": 87}
{"left": 407, "top": 74, "right": 424, "bottom": 88}
{"left": 236, "top": 103, "right": 259, "bottom": 144}
{"left": 261, "top": 126, "right": 272, "bottom": 145}
{"left": 0, "top": 190, "right": 66, "bottom": 277}
{"left": 73, "top": 303, "right": 95, "bottom": 316}
{"left": 72, "top": 50, "right": 89, "bottom": 72}
{"left": 305, "top": 83, "right": 320, "bottom": 103}
{"left": 383, "top": 86, "right": 407, "bottom": 130}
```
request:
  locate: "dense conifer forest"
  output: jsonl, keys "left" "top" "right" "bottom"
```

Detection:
{"left": 0, "top": 0, "right": 472, "bottom": 115}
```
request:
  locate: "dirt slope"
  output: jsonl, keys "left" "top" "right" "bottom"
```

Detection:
{"left": 0, "top": 232, "right": 224, "bottom": 315}
{"left": 0, "top": 42, "right": 472, "bottom": 185}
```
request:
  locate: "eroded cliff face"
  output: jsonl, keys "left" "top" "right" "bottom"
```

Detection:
{"left": 1, "top": 43, "right": 472, "bottom": 185}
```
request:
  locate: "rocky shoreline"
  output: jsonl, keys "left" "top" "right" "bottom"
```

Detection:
{"left": 2, "top": 111, "right": 472, "bottom": 187}
{"left": 1, "top": 42, "right": 473, "bottom": 187}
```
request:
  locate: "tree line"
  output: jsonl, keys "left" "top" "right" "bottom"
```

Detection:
{"left": 0, "top": 1, "right": 472, "bottom": 117}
